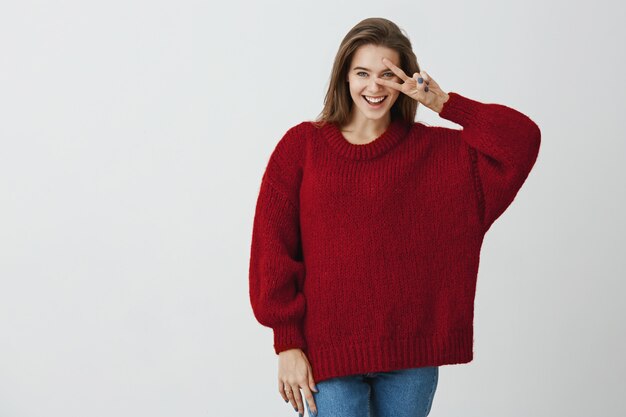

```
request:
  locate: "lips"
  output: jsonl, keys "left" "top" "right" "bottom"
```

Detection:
{"left": 363, "top": 95, "right": 387, "bottom": 106}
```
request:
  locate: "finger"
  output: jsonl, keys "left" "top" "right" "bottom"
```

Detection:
{"left": 308, "top": 368, "right": 319, "bottom": 410}
{"left": 278, "top": 380, "right": 289, "bottom": 402}
{"left": 421, "top": 70, "right": 432, "bottom": 85}
{"left": 374, "top": 77, "right": 403, "bottom": 91}
{"left": 302, "top": 384, "right": 318, "bottom": 416}
{"left": 413, "top": 72, "right": 425, "bottom": 85}
{"left": 381, "top": 57, "right": 410, "bottom": 82}
{"left": 412, "top": 72, "right": 429, "bottom": 92}
{"left": 292, "top": 383, "right": 306, "bottom": 415}
{"left": 284, "top": 383, "right": 298, "bottom": 411}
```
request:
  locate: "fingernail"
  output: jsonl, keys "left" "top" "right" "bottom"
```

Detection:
{"left": 418, "top": 77, "right": 423, "bottom": 84}
{"left": 285, "top": 399, "right": 289, "bottom": 402}
{"left": 425, "top": 86, "right": 429, "bottom": 92}
{"left": 312, "top": 384, "right": 319, "bottom": 392}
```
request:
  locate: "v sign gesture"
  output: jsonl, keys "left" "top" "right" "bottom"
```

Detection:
{"left": 375, "top": 57, "right": 450, "bottom": 114}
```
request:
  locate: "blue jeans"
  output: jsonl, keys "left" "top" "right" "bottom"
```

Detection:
{"left": 304, "top": 366, "right": 439, "bottom": 417}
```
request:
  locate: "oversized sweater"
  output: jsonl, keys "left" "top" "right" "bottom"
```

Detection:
{"left": 248, "top": 91, "right": 541, "bottom": 383}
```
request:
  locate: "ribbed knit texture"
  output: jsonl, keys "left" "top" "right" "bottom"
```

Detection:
{"left": 248, "top": 91, "right": 541, "bottom": 383}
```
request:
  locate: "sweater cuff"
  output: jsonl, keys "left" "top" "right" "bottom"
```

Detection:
{"left": 273, "top": 322, "right": 307, "bottom": 354}
{"left": 439, "top": 91, "right": 482, "bottom": 126}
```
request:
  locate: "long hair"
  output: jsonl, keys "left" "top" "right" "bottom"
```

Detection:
{"left": 313, "top": 17, "right": 421, "bottom": 128}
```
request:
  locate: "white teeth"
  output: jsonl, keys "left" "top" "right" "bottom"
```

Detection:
{"left": 365, "top": 96, "right": 385, "bottom": 104}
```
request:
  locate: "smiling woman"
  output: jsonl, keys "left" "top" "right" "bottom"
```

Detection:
{"left": 344, "top": 44, "right": 402, "bottom": 136}
{"left": 248, "top": 16, "right": 541, "bottom": 417}
{"left": 313, "top": 21, "right": 424, "bottom": 145}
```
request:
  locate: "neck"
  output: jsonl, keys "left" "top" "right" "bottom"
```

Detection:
{"left": 341, "top": 112, "right": 392, "bottom": 144}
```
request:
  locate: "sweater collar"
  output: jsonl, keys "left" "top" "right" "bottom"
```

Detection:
{"left": 320, "top": 118, "right": 410, "bottom": 160}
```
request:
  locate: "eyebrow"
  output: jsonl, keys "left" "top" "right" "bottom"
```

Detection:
{"left": 352, "top": 66, "right": 393, "bottom": 72}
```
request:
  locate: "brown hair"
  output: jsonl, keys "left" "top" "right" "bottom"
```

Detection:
{"left": 313, "top": 17, "right": 421, "bottom": 129}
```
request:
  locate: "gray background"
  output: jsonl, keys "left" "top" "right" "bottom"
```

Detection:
{"left": 1, "top": 1, "right": 624, "bottom": 416}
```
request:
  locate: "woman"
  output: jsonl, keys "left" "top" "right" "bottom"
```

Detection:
{"left": 249, "top": 17, "right": 540, "bottom": 417}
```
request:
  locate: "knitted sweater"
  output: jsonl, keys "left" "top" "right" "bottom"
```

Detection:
{"left": 248, "top": 91, "right": 541, "bottom": 383}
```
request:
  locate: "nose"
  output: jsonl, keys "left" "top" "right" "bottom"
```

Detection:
{"left": 368, "top": 76, "right": 384, "bottom": 93}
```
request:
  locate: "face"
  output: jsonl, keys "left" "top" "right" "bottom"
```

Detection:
{"left": 345, "top": 44, "right": 402, "bottom": 122}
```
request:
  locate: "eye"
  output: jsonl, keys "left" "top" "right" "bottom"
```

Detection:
{"left": 356, "top": 71, "right": 394, "bottom": 77}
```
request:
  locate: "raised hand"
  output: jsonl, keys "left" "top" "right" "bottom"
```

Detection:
{"left": 375, "top": 57, "right": 450, "bottom": 113}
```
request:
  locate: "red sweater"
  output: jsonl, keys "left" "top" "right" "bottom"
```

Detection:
{"left": 248, "top": 92, "right": 541, "bottom": 383}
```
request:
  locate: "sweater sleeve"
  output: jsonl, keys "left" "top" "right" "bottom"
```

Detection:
{"left": 438, "top": 92, "right": 541, "bottom": 233}
{"left": 248, "top": 125, "right": 307, "bottom": 354}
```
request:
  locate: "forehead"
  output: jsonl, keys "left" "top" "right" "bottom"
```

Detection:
{"left": 350, "top": 44, "right": 400, "bottom": 70}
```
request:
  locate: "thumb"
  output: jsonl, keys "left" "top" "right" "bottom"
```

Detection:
{"left": 309, "top": 373, "right": 318, "bottom": 392}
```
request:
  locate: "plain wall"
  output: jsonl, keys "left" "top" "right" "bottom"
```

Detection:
{"left": 0, "top": 0, "right": 624, "bottom": 416}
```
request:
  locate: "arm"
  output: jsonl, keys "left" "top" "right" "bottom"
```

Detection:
{"left": 438, "top": 92, "right": 541, "bottom": 232}
{"left": 248, "top": 125, "right": 307, "bottom": 354}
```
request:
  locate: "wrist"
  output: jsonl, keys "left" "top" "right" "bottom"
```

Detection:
{"left": 278, "top": 348, "right": 302, "bottom": 355}
{"left": 436, "top": 92, "right": 450, "bottom": 113}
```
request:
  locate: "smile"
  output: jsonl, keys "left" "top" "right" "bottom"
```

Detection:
{"left": 363, "top": 95, "right": 387, "bottom": 106}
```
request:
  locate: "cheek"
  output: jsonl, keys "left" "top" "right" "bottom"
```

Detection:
{"left": 351, "top": 80, "right": 366, "bottom": 90}
{"left": 347, "top": 80, "right": 358, "bottom": 93}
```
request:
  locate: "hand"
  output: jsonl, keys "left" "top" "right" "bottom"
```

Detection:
{"left": 376, "top": 57, "right": 450, "bottom": 113}
{"left": 278, "top": 348, "right": 318, "bottom": 416}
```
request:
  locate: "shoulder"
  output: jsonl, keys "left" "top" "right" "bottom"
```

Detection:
{"left": 280, "top": 120, "right": 317, "bottom": 141}
{"left": 269, "top": 120, "right": 319, "bottom": 169}
{"left": 407, "top": 120, "right": 470, "bottom": 153}
{"left": 407, "top": 120, "right": 460, "bottom": 140}
{"left": 273, "top": 121, "right": 314, "bottom": 153}
{"left": 264, "top": 121, "right": 314, "bottom": 185}
{"left": 260, "top": 122, "right": 314, "bottom": 206}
